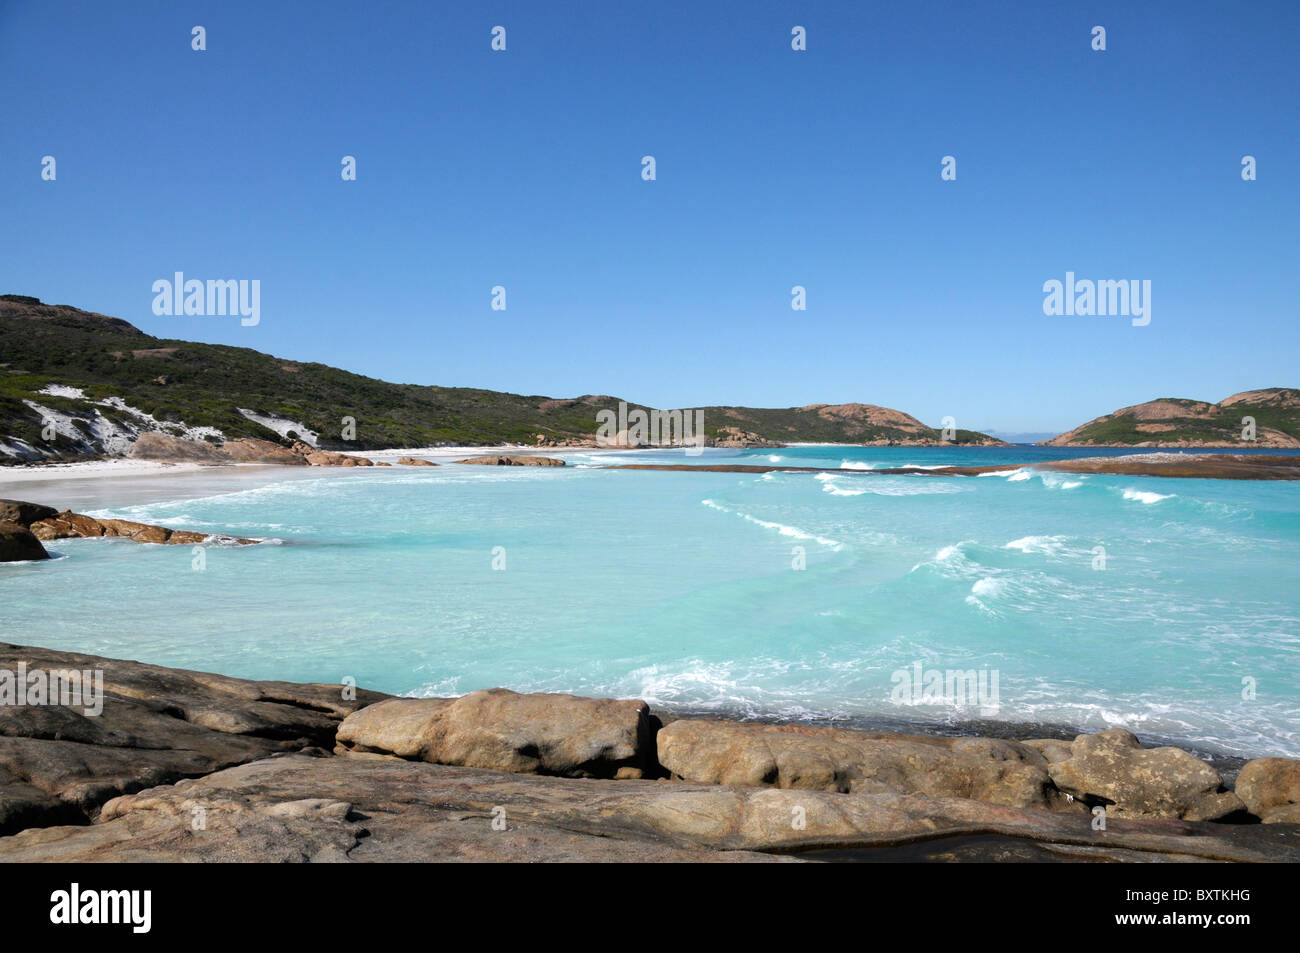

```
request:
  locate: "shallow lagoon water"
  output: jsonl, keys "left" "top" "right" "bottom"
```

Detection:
{"left": 3, "top": 445, "right": 1297, "bottom": 758}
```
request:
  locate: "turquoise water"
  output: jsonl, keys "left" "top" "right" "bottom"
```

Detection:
{"left": 3, "top": 445, "right": 1298, "bottom": 758}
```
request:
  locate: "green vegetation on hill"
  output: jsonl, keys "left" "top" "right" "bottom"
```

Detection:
{"left": 1045, "top": 392, "right": 1300, "bottom": 447}
{"left": 0, "top": 295, "right": 1001, "bottom": 457}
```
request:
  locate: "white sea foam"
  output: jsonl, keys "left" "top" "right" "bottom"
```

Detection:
{"left": 821, "top": 482, "right": 868, "bottom": 497}
{"left": 1004, "top": 535, "right": 1067, "bottom": 556}
{"left": 701, "top": 499, "right": 841, "bottom": 548}
{"left": 818, "top": 472, "right": 963, "bottom": 496}
{"left": 839, "top": 461, "right": 876, "bottom": 470}
{"left": 1122, "top": 488, "right": 1174, "bottom": 504}
{"left": 968, "top": 577, "right": 1005, "bottom": 600}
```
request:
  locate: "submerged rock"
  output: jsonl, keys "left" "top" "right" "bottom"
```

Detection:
{"left": 455, "top": 455, "right": 565, "bottom": 466}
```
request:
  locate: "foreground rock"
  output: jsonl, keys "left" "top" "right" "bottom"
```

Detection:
{"left": 1235, "top": 758, "right": 1300, "bottom": 823}
{"left": 2, "top": 753, "right": 1295, "bottom": 863}
{"left": 396, "top": 456, "right": 437, "bottom": 466}
{"left": 336, "top": 688, "right": 654, "bottom": 779}
{"left": 656, "top": 719, "right": 1068, "bottom": 811}
{"left": 455, "top": 455, "right": 565, "bottom": 467}
{"left": 0, "top": 521, "right": 50, "bottom": 562}
{"left": 0, "top": 645, "right": 1294, "bottom": 861}
{"left": 0, "top": 643, "right": 387, "bottom": 835}
{"left": 1028, "top": 729, "right": 1243, "bottom": 820}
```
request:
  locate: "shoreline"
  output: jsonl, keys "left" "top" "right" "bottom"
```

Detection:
{"left": 6, "top": 447, "right": 1300, "bottom": 485}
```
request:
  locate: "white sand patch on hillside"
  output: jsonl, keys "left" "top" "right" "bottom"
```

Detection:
{"left": 37, "top": 384, "right": 86, "bottom": 399}
{"left": 238, "top": 409, "right": 319, "bottom": 447}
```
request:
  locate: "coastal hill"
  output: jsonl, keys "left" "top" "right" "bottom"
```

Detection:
{"left": 0, "top": 295, "right": 1002, "bottom": 461}
{"left": 1043, "top": 390, "right": 1300, "bottom": 448}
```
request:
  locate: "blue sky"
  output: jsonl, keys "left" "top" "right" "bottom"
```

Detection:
{"left": 2, "top": 0, "right": 1296, "bottom": 433}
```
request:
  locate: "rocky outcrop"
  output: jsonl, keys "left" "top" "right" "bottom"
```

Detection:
{"left": 655, "top": 719, "right": 1066, "bottom": 810}
{"left": 396, "top": 456, "right": 438, "bottom": 466}
{"left": 455, "top": 455, "right": 565, "bottom": 467}
{"left": 127, "top": 434, "right": 369, "bottom": 467}
{"left": 1030, "top": 729, "right": 1243, "bottom": 821}
{"left": 2, "top": 752, "right": 1296, "bottom": 863}
{"left": 128, "top": 432, "right": 232, "bottom": 462}
{"left": 605, "top": 453, "right": 1300, "bottom": 481}
{"left": 336, "top": 689, "right": 654, "bottom": 779}
{"left": 1035, "top": 452, "right": 1300, "bottom": 481}
{"left": 222, "top": 437, "right": 308, "bottom": 465}
{"left": 28, "top": 508, "right": 256, "bottom": 546}
{"left": 291, "top": 441, "right": 373, "bottom": 467}
{"left": 534, "top": 434, "right": 599, "bottom": 448}
{"left": 1235, "top": 758, "right": 1300, "bottom": 823}
{"left": 0, "top": 643, "right": 387, "bottom": 835}
{"left": 0, "top": 643, "right": 1294, "bottom": 862}
{"left": 708, "top": 426, "right": 785, "bottom": 449}
{"left": 0, "top": 521, "right": 50, "bottom": 562}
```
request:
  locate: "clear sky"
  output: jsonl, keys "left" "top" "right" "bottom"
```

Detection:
{"left": 2, "top": 0, "right": 1296, "bottom": 433}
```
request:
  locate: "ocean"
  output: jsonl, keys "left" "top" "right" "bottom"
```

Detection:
{"left": 3, "top": 445, "right": 1298, "bottom": 759}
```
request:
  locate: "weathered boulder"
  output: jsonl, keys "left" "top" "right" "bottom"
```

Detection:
{"left": 1, "top": 754, "right": 1295, "bottom": 863}
{"left": 1045, "top": 729, "right": 1243, "bottom": 820}
{"left": 396, "top": 457, "right": 438, "bottom": 466}
{"left": 0, "top": 521, "right": 50, "bottom": 562}
{"left": 455, "top": 455, "right": 565, "bottom": 467}
{"left": 292, "top": 441, "right": 373, "bottom": 467}
{"left": 28, "top": 510, "right": 108, "bottom": 539}
{"left": 97, "top": 518, "right": 171, "bottom": 544}
{"left": 656, "top": 719, "right": 1065, "bottom": 810}
{"left": 0, "top": 499, "right": 58, "bottom": 527}
{"left": 1022, "top": 738, "right": 1075, "bottom": 764}
{"left": 222, "top": 438, "right": 308, "bottom": 465}
{"left": 336, "top": 688, "right": 654, "bottom": 779}
{"left": 0, "top": 643, "right": 387, "bottom": 834}
{"left": 129, "top": 432, "right": 231, "bottom": 462}
{"left": 1235, "top": 758, "right": 1300, "bottom": 823}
